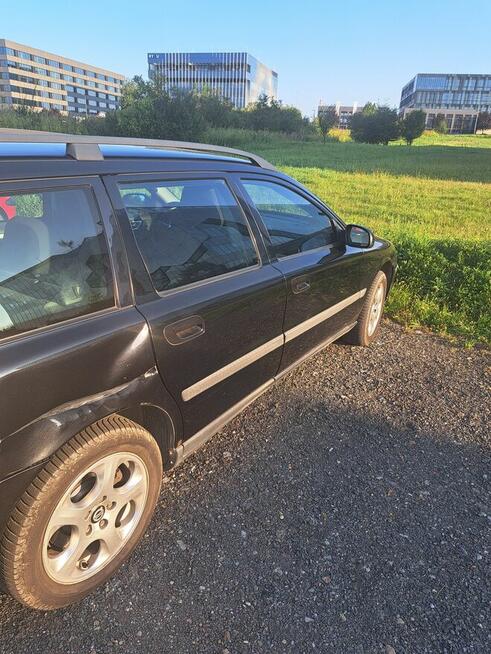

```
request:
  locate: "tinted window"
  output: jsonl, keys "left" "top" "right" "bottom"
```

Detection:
{"left": 0, "top": 188, "right": 113, "bottom": 339}
{"left": 119, "top": 179, "right": 258, "bottom": 293}
{"left": 242, "top": 180, "right": 336, "bottom": 258}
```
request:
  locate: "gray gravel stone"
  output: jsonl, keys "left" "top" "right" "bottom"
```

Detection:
{"left": 0, "top": 321, "right": 489, "bottom": 653}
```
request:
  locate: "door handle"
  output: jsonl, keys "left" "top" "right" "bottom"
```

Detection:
{"left": 164, "top": 315, "right": 205, "bottom": 345}
{"left": 292, "top": 279, "right": 311, "bottom": 294}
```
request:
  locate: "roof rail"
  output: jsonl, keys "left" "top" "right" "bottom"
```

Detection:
{"left": 0, "top": 128, "right": 276, "bottom": 170}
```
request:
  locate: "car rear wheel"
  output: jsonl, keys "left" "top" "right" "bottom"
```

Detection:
{"left": 0, "top": 416, "right": 162, "bottom": 610}
{"left": 343, "top": 270, "right": 388, "bottom": 346}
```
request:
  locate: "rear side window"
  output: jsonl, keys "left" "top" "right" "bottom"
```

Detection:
{"left": 0, "top": 188, "right": 113, "bottom": 340}
{"left": 241, "top": 180, "right": 336, "bottom": 258}
{"left": 118, "top": 179, "right": 258, "bottom": 293}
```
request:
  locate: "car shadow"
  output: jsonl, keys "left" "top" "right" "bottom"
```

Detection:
{"left": 0, "top": 385, "right": 488, "bottom": 654}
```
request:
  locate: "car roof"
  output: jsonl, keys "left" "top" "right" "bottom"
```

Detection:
{"left": 0, "top": 129, "right": 276, "bottom": 171}
{"left": 0, "top": 142, "right": 252, "bottom": 166}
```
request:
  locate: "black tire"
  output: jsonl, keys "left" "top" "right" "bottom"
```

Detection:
{"left": 0, "top": 415, "right": 162, "bottom": 610}
{"left": 343, "top": 270, "right": 387, "bottom": 346}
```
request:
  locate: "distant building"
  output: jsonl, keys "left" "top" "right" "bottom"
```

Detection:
{"left": 147, "top": 52, "right": 278, "bottom": 109}
{"left": 318, "top": 102, "right": 362, "bottom": 129}
{"left": 399, "top": 73, "right": 491, "bottom": 133}
{"left": 0, "top": 39, "right": 124, "bottom": 115}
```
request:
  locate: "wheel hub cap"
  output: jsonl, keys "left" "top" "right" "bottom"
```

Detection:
{"left": 42, "top": 452, "right": 149, "bottom": 585}
{"left": 91, "top": 505, "right": 106, "bottom": 524}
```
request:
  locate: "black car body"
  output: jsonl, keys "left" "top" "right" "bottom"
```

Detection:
{"left": 0, "top": 130, "right": 396, "bottom": 608}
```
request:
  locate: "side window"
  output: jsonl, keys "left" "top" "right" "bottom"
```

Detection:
{"left": 242, "top": 180, "right": 336, "bottom": 258}
{"left": 0, "top": 188, "right": 114, "bottom": 340}
{"left": 118, "top": 179, "right": 259, "bottom": 293}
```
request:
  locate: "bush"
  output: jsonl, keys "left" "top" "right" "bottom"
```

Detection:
{"left": 242, "top": 94, "right": 311, "bottom": 135}
{"left": 317, "top": 106, "right": 338, "bottom": 143}
{"left": 0, "top": 106, "right": 90, "bottom": 134}
{"left": 387, "top": 234, "right": 491, "bottom": 345}
{"left": 351, "top": 104, "right": 400, "bottom": 145}
{"left": 400, "top": 110, "right": 426, "bottom": 145}
{"left": 434, "top": 114, "right": 448, "bottom": 134}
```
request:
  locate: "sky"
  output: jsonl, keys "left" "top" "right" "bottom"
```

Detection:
{"left": 4, "top": 0, "right": 491, "bottom": 116}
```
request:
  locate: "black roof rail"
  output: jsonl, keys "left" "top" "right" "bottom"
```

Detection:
{"left": 0, "top": 128, "right": 276, "bottom": 170}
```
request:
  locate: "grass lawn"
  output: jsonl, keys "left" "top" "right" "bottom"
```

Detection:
{"left": 208, "top": 128, "right": 491, "bottom": 345}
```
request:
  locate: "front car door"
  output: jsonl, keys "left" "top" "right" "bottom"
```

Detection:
{"left": 106, "top": 173, "right": 286, "bottom": 439}
{"left": 233, "top": 176, "right": 366, "bottom": 373}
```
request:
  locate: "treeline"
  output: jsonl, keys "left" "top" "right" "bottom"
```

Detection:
{"left": 2, "top": 75, "right": 470, "bottom": 145}
{"left": 0, "top": 76, "right": 314, "bottom": 142}
{"left": 319, "top": 103, "right": 427, "bottom": 145}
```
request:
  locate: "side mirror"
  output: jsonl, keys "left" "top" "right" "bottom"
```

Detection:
{"left": 346, "top": 224, "right": 374, "bottom": 248}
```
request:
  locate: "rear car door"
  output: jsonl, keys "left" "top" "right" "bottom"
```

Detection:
{"left": 106, "top": 173, "right": 286, "bottom": 438}
{"left": 234, "top": 176, "right": 366, "bottom": 372}
{"left": 0, "top": 176, "right": 165, "bottom": 480}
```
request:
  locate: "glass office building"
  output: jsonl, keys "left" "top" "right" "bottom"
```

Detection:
{"left": 0, "top": 39, "right": 124, "bottom": 115}
{"left": 148, "top": 52, "right": 278, "bottom": 109}
{"left": 399, "top": 73, "right": 491, "bottom": 132}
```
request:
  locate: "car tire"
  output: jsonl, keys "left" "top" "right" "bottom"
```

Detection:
{"left": 0, "top": 415, "right": 162, "bottom": 610}
{"left": 343, "top": 270, "right": 387, "bottom": 346}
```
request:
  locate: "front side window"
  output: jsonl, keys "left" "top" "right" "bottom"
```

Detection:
{"left": 118, "top": 179, "right": 258, "bottom": 293}
{"left": 241, "top": 180, "right": 336, "bottom": 258}
{"left": 0, "top": 187, "right": 113, "bottom": 339}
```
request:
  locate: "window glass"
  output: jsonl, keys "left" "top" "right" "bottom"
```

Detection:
{"left": 242, "top": 180, "right": 336, "bottom": 258}
{"left": 0, "top": 188, "right": 113, "bottom": 339}
{"left": 118, "top": 179, "right": 258, "bottom": 293}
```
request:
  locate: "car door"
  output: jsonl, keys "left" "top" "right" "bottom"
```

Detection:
{"left": 106, "top": 173, "right": 286, "bottom": 439}
{"left": 233, "top": 176, "right": 366, "bottom": 373}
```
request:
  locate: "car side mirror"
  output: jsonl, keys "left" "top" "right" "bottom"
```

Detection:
{"left": 346, "top": 224, "right": 374, "bottom": 248}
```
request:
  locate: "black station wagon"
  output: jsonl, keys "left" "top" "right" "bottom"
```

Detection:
{"left": 0, "top": 129, "right": 396, "bottom": 609}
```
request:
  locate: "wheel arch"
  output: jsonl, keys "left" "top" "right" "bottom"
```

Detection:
{"left": 0, "top": 367, "right": 182, "bottom": 484}
{"left": 381, "top": 259, "right": 396, "bottom": 295}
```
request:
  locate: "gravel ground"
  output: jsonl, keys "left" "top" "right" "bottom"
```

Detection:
{"left": 0, "top": 321, "right": 489, "bottom": 654}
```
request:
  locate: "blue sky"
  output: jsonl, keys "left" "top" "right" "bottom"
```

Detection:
{"left": 5, "top": 0, "right": 491, "bottom": 115}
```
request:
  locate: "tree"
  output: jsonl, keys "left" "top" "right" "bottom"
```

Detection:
{"left": 400, "top": 110, "right": 426, "bottom": 145}
{"left": 243, "top": 94, "right": 306, "bottom": 133}
{"left": 434, "top": 114, "right": 448, "bottom": 134}
{"left": 351, "top": 104, "right": 400, "bottom": 145}
{"left": 317, "top": 106, "right": 338, "bottom": 143}
{"left": 106, "top": 76, "right": 207, "bottom": 141}
{"left": 476, "top": 111, "right": 491, "bottom": 134}
{"left": 198, "top": 89, "right": 236, "bottom": 128}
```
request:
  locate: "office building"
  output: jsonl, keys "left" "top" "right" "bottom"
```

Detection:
{"left": 399, "top": 73, "right": 491, "bottom": 133}
{"left": 318, "top": 102, "right": 362, "bottom": 129}
{"left": 148, "top": 52, "right": 278, "bottom": 109}
{"left": 0, "top": 39, "right": 125, "bottom": 115}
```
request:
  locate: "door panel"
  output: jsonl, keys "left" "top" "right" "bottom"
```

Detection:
{"left": 138, "top": 267, "right": 285, "bottom": 436}
{"left": 273, "top": 246, "right": 365, "bottom": 370}
{"left": 109, "top": 174, "right": 286, "bottom": 438}
{"left": 235, "top": 176, "right": 366, "bottom": 372}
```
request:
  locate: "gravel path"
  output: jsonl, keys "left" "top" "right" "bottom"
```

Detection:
{"left": 0, "top": 321, "right": 489, "bottom": 654}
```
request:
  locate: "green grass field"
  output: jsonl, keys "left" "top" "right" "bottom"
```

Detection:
{"left": 208, "top": 129, "right": 491, "bottom": 346}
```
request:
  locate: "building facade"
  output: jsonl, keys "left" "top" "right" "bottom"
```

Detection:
{"left": 147, "top": 52, "right": 278, "bottom": 109}
{"left": 399, "top": 73, "right": 491, "bottom": 133}
{"left": 318, "top": 102, "right": 362, "bottom": 129}
{"left": 0, "top": 39, "right": 124, "bottom": 115}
